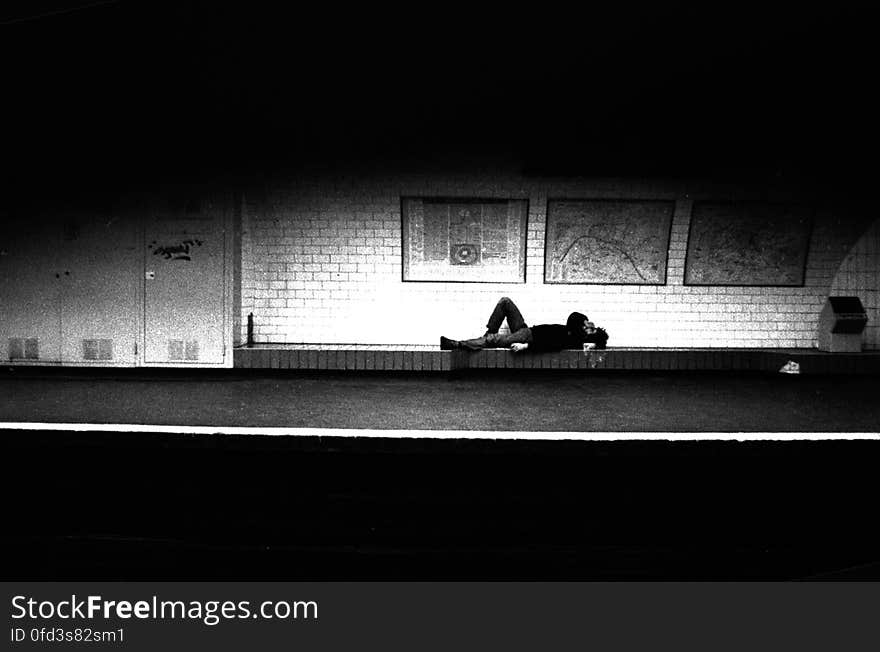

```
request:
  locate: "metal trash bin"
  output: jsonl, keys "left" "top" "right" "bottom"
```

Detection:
{"left": 817, "top": 296, "right": 868, "bottom": 352}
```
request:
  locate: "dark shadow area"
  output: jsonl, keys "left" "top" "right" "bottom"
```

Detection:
{"left": 2, "top": 432, "right": 878, "bottom": 579}
{"left": 1, "top": 4, "right": 875, "bottom": 196}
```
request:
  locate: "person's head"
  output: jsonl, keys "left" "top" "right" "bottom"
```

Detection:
{"left": 566, "top": 312, "right": 589, "bottom": 335}
{"left": 567, "top": 312, "right": 608, "bottom": 348}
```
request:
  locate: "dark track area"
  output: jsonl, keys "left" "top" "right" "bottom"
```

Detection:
{"left": 3, "top": 432, "right": 878, "bottom": 580}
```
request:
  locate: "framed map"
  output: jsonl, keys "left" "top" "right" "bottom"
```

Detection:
{"left": 544, "top": 199, "right": 675, "bottom": 284}
{"left": 684, "top": 202, "right": 812, "bottom": 286}
{"left": 402, "top": 197, "right": 528, "bottom": 282}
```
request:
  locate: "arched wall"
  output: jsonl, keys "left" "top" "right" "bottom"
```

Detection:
{"left": 830, "top": 218, "right": 880, "bottom": 350}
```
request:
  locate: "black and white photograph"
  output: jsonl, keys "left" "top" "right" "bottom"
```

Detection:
{"left": 1, "top": 2, "right": 879, "bottom": 647}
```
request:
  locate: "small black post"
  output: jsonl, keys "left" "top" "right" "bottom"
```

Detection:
{"left": 247, "top": 313, "right": 254, "bottom": 348}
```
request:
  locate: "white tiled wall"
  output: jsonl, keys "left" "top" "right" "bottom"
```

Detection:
{"left": 240, "top": 173, "right": 878, "bottom": 349}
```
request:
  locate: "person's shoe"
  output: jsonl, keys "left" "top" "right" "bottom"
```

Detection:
{"left": 440, "top": 336, "right": 456, "bottom": 350}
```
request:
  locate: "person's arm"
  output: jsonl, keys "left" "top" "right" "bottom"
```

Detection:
{"left": 583, "top": 327, "right": 609, "bottom": 349}
{"left": 510, "top": 342, "right": 529, "bottom": 353}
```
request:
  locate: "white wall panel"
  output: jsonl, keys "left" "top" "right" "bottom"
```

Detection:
{"left": 0, "top": 214, "right": 63, "bottom": 363}
{"left": 60, "top": 213, "right": 140, "bottom": 365}
{"left": 143, "top": 202, "right": 226, "bottom": 365}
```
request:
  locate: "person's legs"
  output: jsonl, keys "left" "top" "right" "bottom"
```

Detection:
{"left": 485, "top": 297, "right": 528, "bottom": 334}
{"left": 485, "top": 327, "right": 533, "bottom": 347}
{"left": 459, "top": 327, "right": 532, "bottom": 349}
{"left": 440, "top": 298, "right": 531, "bottom": 350}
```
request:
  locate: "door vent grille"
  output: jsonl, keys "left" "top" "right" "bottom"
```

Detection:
{"left": 169, "top": 340, "right": 200, "bottom": 361}
{"left": 168, "top": 340, "right": 184, "bottom": 359}
{"left": 8, "top": 338, "right": 39, "bottom": 360}
{"left": 83, "top": 339, "right": 113, "bottom": 360}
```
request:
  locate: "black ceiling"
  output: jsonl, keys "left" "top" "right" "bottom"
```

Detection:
{"left": 2, "top": 2, "right": 875, "bottom": 192}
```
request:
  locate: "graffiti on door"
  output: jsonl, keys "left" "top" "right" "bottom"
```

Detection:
{"left": 149, "top": 239, "right": 204, "bottom": 261}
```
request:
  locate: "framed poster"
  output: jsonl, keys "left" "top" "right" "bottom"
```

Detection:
{"left": 401, "top": 197, "right": 528, "bottom": 282}
{"left": 684, "top": 201, "right": 812, "bottom": 286}
{"left": 544, "top": 199, "right": 675, "bottom": 284}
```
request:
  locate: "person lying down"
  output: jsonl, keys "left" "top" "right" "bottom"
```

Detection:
{"left": 440, "top": 297, "right": 608, "bottom": 352}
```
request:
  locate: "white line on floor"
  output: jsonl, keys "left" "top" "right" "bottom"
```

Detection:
{"left": 1, "top": 422, "right": 877, "bottom": 440}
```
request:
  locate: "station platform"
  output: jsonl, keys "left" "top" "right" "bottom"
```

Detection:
{"left": 3, "top": 366, "right": 880, "bottom": 432}
{"left": 235, "top": 344, "right": 880, "bottom": 374}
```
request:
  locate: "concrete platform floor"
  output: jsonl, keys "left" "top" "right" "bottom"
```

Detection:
{"left": 2, "top": 368, "right": 879, "bottom": 432}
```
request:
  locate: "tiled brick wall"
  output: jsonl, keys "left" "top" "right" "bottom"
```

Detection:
{"left": 240, "top": 172, "right": 878, "bottom": 349}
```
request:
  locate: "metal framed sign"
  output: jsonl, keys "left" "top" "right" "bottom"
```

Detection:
{"left": 402, "top": 197, "right": 528, "bottom": 283}
{"left": 544, "top": 199, "right": 674, "bottom": 284}
{"left": 684, "top": 201, "right": 812, "bottom": 286}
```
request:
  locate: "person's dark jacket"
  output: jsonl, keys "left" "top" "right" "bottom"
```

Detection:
{"left": 528, "top": 312, "right": 609, "bottom": 352}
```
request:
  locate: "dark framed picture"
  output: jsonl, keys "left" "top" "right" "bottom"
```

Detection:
{"left": 544, "top": 199, "right": 675, "bottom": 284}
{"left": 401, "top": 197, "right": 528, "bottom": 282}
{"left": 684, "top": 201, "right": 812, "bottom": 286}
